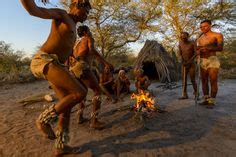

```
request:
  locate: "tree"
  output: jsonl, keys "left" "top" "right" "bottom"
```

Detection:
{"left": 0, "top": 41, "right": 36, "bottom": 83}
{"left": 154, "top": 1, "right": 235, "bottom": 54}
{"left": 0, "top": 41, "right": 26, "bottom": 73}
{"left": 60, "top": 0, "right": 162, "bottom": 59}
{"left": 218, "top": 39, "right": 236, "bottom": 69}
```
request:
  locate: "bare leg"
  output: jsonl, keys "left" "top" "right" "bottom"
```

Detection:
{"left": 189, "top": 64, "right": 197, "bottom": 95}
{"left": 99, "top": 83, "right": 117, "bottom": 103}
{"left": 45, "top": 63, "right": 87, "bottom": 113}
{"left": 180, "top": 65, "right": 188, "bottom": 99}
{"left": 50, "top": 83, "right": 70, "bottom": 141}
{"left": 36, "top": 62, "right": 87, "bottom": 140}
{"left": 77, "top": 100, "right": 87, "bottom": 124}
{"left": 208, "top": 68, "right": 219, "bottom": 98}
{"left": 201, "top": 68, "right": 209, "bottom": 97}
{"left": 204, "top": 68, "right": 219, "bottom": 109}
{"left": 80, "top": 70, "right": 105, "bottom": 129}
{"left": 50, "top": 83, "right": 82, "bottom": 155}
{"left": 199, "top": 68, "right": 209, "bottom": 105}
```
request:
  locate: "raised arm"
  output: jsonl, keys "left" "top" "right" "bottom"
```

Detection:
{"left": 20, "top": 0, "right": 66, "bottom": 20}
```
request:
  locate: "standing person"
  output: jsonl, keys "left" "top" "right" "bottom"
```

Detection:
{"left": 197, "top": 20, "right": 223, "bottom": 108}
{"left": 20, "top": 0, "right": 91, "bottom": 155}
{"left": 70, "top": 25, "right": 112, "bottom": 129}
{"left": 178, "top": 32, "right": 197, "bottom": 99}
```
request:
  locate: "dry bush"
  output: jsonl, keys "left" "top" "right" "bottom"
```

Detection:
{"left": 0, "top": 41, "right": 36, "bottom": 84}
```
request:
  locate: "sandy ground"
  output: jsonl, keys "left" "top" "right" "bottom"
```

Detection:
{"left": 0, "top": 79, "right": 236, "bottom": 157}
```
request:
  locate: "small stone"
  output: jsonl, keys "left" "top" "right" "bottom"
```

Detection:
{"left": 44, "top": 94, "right": 54, "bottom": 102}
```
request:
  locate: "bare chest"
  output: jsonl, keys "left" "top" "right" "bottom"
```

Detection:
{"left": 57, "top": 23, "right": 76, "bottom": 46}
{"left": 180, "top": 43, "right": 194, "bottom": 53}
{"left": 138, "top": 77, "right": 146, "bottom": 83}
{"left": 197, "top": 35, "right": 217, "bottom": 47}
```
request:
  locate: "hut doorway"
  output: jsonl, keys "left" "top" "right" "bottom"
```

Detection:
{"left": 142, "top": 61, "right": 159, "bottom": 80}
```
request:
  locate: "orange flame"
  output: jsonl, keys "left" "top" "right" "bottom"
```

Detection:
{"left": 131, "top": 90, "right": 157, "bottom": 112}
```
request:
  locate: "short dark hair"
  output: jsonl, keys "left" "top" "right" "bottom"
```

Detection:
{"left": 77, "top": 25, "right": 89, "bottom": 37}
{"left": 181, "top": 32, "right": 189, "bottom": 36}
{"left": 70, "top": 0, "right": 91, "bottom": 10}
{"left": 201, "top": 19, "right": 212, "bottom": 25}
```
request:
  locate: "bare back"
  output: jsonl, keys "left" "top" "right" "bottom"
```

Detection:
{"left": 73, "top": 36, "right": 94, "bottom": 66}
{"left": 179, "top": 41, "right": 195, "bottom": 62}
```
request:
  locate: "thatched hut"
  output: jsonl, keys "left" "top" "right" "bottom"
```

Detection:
{"left": 134, "top": 40, "right": 178, "bottom": 83}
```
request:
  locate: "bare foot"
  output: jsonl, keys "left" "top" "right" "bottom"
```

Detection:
{"left": 54, "top": 145, "right": 81, "bottom": 157}
{"left": 35, "top": 120, "right": 55, "bottom": 140}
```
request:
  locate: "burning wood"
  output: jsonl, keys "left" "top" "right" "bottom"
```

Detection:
{"left": 131, "top": 90, "right": 157, "bottom": 113}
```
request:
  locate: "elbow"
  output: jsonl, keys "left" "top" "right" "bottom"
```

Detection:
{"left": 28, "top": 10, "right": 35, "bottom": 16}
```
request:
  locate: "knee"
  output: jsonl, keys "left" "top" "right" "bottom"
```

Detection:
{"left": 211, "top": 81, "right": 218, "bottom": 88}
{"left": 71, "top": 90, "right": 87, "bottom": 103}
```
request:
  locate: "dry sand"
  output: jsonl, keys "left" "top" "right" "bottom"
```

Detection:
{"left": 0, "top": 80, "right": 236, "bottom": 157}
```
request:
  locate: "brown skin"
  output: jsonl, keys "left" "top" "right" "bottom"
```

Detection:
{"left": 20, "top": 0, "right": 90, "bottom": 153}
{"left": 73, "top": 28, "right": 111, "bottom": 127}
{"left": 197, "top": 22, "right": 223, "bottom": 100}
{"left": 135, "top": 71, "right": 150, "bottom": 93}
{"left": 115, "top": 71, "right": 131, "bottom": 100}
{"left": 179, "top": 34, "right": 195, "bottom": 64}
{"left": 99, "top": 66, "right": 116, "bottom": 100}
{"left": 73, "top": 29, "right": 111, "bottom": 68}
{"left": 179, "top": 33, "right": 197, "bottom": 98}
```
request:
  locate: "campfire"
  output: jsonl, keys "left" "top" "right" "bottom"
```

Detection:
{"left": 131, "top": 90, "right": 157, "bottom": 113}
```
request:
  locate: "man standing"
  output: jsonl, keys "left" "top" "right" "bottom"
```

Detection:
{"left": 69, "top": 25, "right": 112, "bottom": 129}
{"left": 178, "top": 32, "right": 197, "bottom": 99}
{"left": 197, "top": 20, "right": 223, "bottom": 108}
{"left": 20, "top": 0, "right": 91, "bottom": 155}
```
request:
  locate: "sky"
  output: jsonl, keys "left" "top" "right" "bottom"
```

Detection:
{"left": 0, "top": 0, "right": 143, "bottom": 57}
{"left": 0, "top": 1, "right": 57, "bottom": 56}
